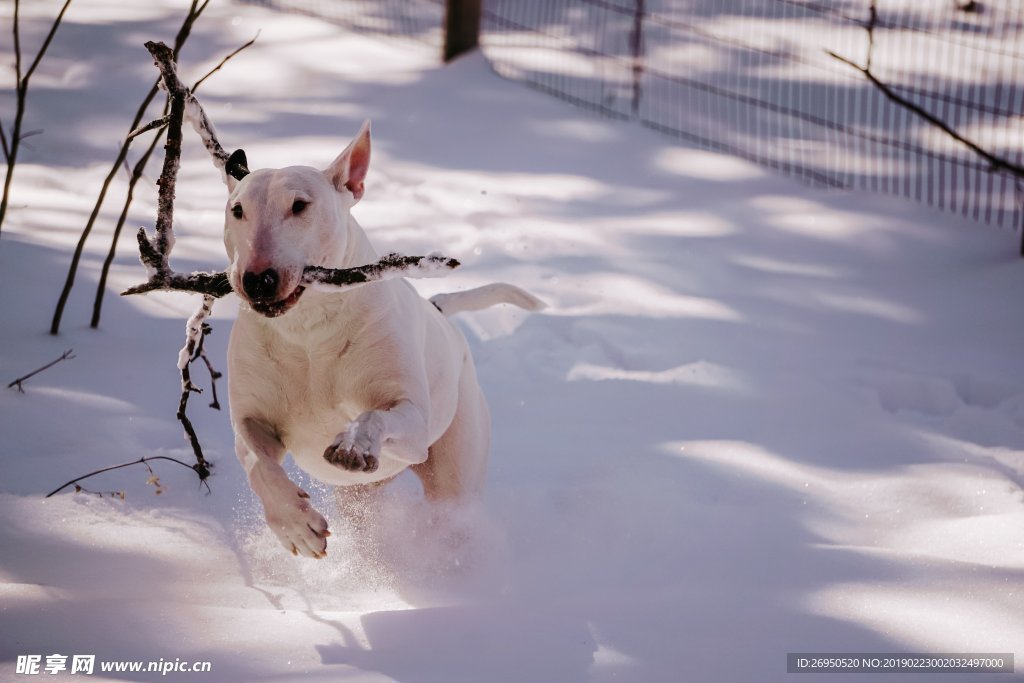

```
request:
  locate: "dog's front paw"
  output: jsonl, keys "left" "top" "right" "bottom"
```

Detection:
{"left": 264, "top": 488, "right": 331, "bottom": 559}
{"left": 324, "top": 417, "right": 381, "bottom": 473}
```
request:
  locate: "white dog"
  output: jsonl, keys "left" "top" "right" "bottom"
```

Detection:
{"left": 223, "top": 122, "right": 543, "bottom": 558}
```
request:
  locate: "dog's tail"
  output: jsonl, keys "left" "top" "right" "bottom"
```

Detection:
{"left": 430, "top": 283, "right": 547, "bottom": 317}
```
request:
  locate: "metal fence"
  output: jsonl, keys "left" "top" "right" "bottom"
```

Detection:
{"left": 245, "top": 0, "right": 1024, "bottom": 236}
{"left": 241, "top": 0, "right": 445, "bottom": 44}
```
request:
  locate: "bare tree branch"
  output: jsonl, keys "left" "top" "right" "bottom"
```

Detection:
{"left": 826, "top": 3, "right": 1024, "bottom": 180}
{"left": 91, "top": 35, "right": 260, "bottom": 329}
{"left": 121, "top": 253, "right": 461, "bottom": 299}
{"left": 142, "top": 41, "right": 187, "bottom": 267}
{"left": 176, "top": 295, "right": 216, "bottom": 481}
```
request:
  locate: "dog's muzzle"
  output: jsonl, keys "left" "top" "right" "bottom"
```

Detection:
{"left": 247, "top": 285, "right": 306, "bottom": 318}
{"left": 242, "top": 268, "right": 280, "bottom": 301}
{"left": 241, "top": 268, "right": 305, "bottom": 318}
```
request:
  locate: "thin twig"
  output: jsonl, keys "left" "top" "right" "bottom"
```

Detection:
{"left": 21, "top": 0, "right": 74, "bottom": 86}
{"left": 13, "top": 0, "right": 22, "bottom": 88}
{"left": 45, "top": 455, "right": 207, "bottom": 498}
{"left": 192, "top": 31, "right": 259, "bottom": 92}
{"left": 0, "top": 0, "right": 73, "bottom": 235}
{"left": 127, "top": 116, "right": 170, "bottom": 142}
{"left": 7, "top": 349, "right": 75, "bottom": 393}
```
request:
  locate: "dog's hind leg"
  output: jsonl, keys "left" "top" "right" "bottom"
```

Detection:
{"left": 412, "top": 358, "right": 490, "bottom": 501}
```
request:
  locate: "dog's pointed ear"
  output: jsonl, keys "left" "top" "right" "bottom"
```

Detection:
{"left": 325, "top": 120, "right": 371, "bottom": 202}
{"left": 225, "top": 148, "right": 250, "bottom": 192}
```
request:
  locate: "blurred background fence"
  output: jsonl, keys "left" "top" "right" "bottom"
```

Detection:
{"left": 244, "top": 0, "right": 1024, "bottom": 239}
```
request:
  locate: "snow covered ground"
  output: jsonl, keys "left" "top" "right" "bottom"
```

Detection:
{"left": 2, "top": 1, "right": 1024, "bottom": 681}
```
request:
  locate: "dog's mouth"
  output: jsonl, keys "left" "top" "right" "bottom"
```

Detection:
{"left": 249, "top": 285, "right": 306, "bottom": 318}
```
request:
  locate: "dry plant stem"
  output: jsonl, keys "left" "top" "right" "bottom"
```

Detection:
{"left": 7, "top": 349, "right": 75, "bottom": 392}
{"left": 90, "top": 35, "right": 256, "bottom": 329}
{"left": 0, "top": 0, "right": 74, "bottom": 235}
{"left": 45, "top": 455, "right": 207, "bottom": 498}
{"left": 50, "top": 0, "right": 209, "bottom": 336}
{"left": 90, "top": 115, "right": 167, "bottom": 328}
{"left": 0, "top": 120, "right": 10, "bottom": 162}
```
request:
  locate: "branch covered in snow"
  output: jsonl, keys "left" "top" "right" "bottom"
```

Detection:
{"left": 144, "top": 41, "right": 186, "bottom": 265}
{"left": 122, "top": 253, "right": 461, "bottom": 299}
{"left": 303, "top": 253, "right": 461, "bottom": 290}
{"left": 112, "top": 40, "right": 221, "bottom": 489}
{"left": 176, "top": 295, "right": 216, "bottom": 481}
{"left": 184, "top": 92, "right": 230, "bottom": 176}
{"left": 121, "top": 260, "right": 232, "bottom": 297}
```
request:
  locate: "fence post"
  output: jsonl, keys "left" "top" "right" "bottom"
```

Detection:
{"left": 630, "top": 0, "right": 645, "bottom": 118}
{"left": 444, "top": 0, "right": 481, "bottom": 62}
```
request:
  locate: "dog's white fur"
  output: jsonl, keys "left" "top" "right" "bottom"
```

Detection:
{"left": 224, "top": 121, "right": 543, "bottom": 558}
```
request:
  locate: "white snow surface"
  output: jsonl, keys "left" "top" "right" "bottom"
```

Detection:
{"left": 2, "top": 1, "right": 1024, "bottom": 681}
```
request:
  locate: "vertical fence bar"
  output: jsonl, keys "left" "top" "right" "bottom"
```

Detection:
{"left": 630, "top": 0, "right": 644, "bottom": 118}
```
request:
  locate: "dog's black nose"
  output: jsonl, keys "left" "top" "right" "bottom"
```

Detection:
{"left": 242, "top": 268, "right": 280, "bottom": 302}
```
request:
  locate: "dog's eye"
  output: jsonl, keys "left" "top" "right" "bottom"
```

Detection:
{"left": 292, "top": 199, "right": 308, "bottom": 215}
{"left": 231, "top": 204, "right": 243, "bottom": 219}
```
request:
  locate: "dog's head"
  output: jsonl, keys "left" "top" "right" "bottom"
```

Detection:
{"left": 223, "top": 121, "right": 371, "bottom": 318}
